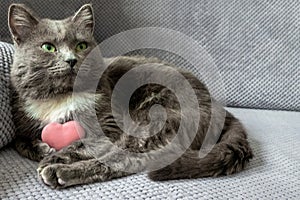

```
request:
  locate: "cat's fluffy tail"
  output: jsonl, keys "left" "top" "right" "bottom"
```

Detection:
{"left": 148, "top": 117, "right": 253, "bottom": 181}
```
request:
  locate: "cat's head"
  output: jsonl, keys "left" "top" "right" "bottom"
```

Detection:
{"left": 8, "top": 4, "right": 100, "bottom": 99}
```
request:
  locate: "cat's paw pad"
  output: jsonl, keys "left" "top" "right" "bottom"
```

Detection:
{"left": 38, "top": 164, "right": 70, "bottom": 189}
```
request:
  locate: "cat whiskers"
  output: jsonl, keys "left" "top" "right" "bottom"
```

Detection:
{"left": 48, "top": 65, "right": 73, "bottom": 76}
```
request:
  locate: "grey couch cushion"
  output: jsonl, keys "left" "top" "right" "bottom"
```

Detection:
{"left": 0, "top": 42, "right": 15, "bottom": 149}
{"left": 1, "top": 108, "right": 299, "bottom": 199}
{"left": 0, "top": 0, "right": 300, "bottom": 111}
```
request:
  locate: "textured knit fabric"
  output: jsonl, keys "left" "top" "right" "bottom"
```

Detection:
{"left": 1, "top": 108, "right": 299, "bottom": 199}
{"left": 0, "top": 42, "right": 15, "bottom": 149}
{"left": 0, "top": 0, "right": 300, "bottom": 110}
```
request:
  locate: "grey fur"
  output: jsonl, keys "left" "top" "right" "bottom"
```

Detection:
{"left": 8, "top": 4, "right": 253, "bottom": 189}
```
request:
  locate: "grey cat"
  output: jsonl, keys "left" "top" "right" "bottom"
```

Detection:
{"left": 8, "top": 4, "right": 253, "bottom": 189}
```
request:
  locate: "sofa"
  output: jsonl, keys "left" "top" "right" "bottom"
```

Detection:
{"left": 0, "top": 0, "right": 299, "bottom": 199}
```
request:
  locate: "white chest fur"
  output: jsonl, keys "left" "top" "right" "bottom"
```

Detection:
{"left": 25, "top": 93, "right": 101, "bottom": 123}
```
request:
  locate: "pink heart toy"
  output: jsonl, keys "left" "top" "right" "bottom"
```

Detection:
{"left": 42, "top": 121, "right": 85, "bottom": 151}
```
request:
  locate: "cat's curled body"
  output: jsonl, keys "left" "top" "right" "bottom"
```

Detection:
{"left": 8, "top": 4, "right": 253, "bottom": 188}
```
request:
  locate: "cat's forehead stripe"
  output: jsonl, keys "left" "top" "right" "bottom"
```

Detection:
{"left": 49, "top": 21, "right": 67, "bottom": 36}
{"left": 41, "top": 20, "right": 68, "bottom": 42}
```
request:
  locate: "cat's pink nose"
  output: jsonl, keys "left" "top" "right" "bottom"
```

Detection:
{"left": 65, "top": 59, "right": 77, "bottom": 68}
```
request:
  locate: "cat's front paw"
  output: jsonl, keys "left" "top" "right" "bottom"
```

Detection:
{"left": 38, "top": 152, "right": 73, "bottom": 168}
{"left": 33, "top": 141, "right": 56, "bottom": 160}
{"left": 37, "top": 153, "right": 83, "bottom": 189}
{"left": 38, "top": 163, "right": 71, "bottom": 189}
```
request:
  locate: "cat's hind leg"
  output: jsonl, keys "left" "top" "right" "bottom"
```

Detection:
{"left": 148, "top": 115, "right": 253, "bottom": 180}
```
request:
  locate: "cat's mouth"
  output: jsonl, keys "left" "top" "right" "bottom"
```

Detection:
{"left": 46, "top": 66, "right": 79, "bottom": 92}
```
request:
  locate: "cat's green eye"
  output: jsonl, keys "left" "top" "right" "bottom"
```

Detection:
{"left": 76, "top": 42, "right": 88, "bottom": 52}
{"left": 41, "top": 43, "right": 56, "bottom": 53}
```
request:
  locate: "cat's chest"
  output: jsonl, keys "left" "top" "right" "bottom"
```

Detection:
{"left": 24, "top": 93, "right": 101, "bottom": 123}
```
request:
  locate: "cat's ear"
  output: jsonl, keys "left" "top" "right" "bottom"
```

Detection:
{"left": 72, "top": 4, "right": 94, "bottom": 35}
{"left": 8, "top": 4, "right": 39, "bottom": 44}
